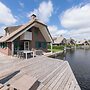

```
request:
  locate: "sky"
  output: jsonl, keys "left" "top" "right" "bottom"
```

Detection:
{"left": 0, "top": 0, "right": 90, "bottom": 40}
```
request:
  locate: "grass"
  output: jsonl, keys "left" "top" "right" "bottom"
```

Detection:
{"left": 48, "top": 45, "right": 64, "bottom": 52}
{"left": 48, "top": 49, "right": 63, "bottom": 52}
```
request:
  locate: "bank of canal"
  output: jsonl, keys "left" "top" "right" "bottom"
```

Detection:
{"left": 56, "top": 49, "right": 90, "bottom": 90}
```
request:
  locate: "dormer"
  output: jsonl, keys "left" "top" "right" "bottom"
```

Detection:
{"left": 4, "top": 25, "right": 22, "bottom": 36}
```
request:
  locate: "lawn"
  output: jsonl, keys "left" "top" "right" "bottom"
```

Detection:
{"left": 48, "top": 45, "right": 64, "bottom": 52}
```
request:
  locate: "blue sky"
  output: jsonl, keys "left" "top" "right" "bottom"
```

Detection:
{"left": 0, "top": 0, "right": 90, "bottom": 40}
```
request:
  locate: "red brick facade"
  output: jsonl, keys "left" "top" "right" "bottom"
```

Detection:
{"left": 0, "top": 42, "right": 12, "bottom": 55}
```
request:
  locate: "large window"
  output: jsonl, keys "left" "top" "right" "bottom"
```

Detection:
{"left": 35, "top": 41, "right": 47, "bottom": 49}
{"left": 0, "top": 42, "right": 7, "bottom": 48}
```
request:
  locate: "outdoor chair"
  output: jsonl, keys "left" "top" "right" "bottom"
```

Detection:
{"left": 34, "top": 50, "right": 43, "bottom": 56}
{"left": 17, "top": 51, "right": 24, "bottom": 59}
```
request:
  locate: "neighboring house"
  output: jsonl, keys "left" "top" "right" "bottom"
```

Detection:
{"left": 76, "top": 40, "right": 90, "bottom": 46}
{"left": 66, "top": 38, "right": 76, "bottom": 45}
{"left": 0, "top": 14, "right": 53, "bottom": 55}
{"left": 53, "top": 35, "right": 67, "bottom": 45}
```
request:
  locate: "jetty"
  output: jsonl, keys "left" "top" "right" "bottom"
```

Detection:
{"left": 0, "top": 56, "right": 81, "bottom": 90}
{"left": 44, "top": 51, "right": 63, "bottom": 58}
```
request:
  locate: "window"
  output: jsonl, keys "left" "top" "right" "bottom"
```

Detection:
{"left": 34, "top": 30, "right": 38, "bottom": 36}
{"left": 0, "top": 42, "right": 7, "bottom": 48}
{"left": 35, "top": 41, "right": 47, "bottom": 49}
{"left": 42, "top": 42, "right": 47, "bottom": 49}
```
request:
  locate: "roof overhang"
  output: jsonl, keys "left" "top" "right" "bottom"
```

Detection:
{"left": 7, "top": 21, "right": 53, "bottom": 43}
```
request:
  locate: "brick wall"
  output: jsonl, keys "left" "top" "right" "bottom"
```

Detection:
{"left": 0, "top": 42, "right": 12, "bottom": 55}
{"left": 0, "top": 48, "right": 8, "bottom": 55}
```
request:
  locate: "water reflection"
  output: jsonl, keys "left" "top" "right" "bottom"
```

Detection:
{"left": 56, "top": 49, "right": 90, "bottom": 90}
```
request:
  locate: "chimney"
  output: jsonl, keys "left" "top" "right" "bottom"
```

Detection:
{"left": 31, "top": 14, "right": 36, "bottom": 20}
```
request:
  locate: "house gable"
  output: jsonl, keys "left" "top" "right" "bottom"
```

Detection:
{"left": 7, "top": 21, "right": 52, "bottom": 43}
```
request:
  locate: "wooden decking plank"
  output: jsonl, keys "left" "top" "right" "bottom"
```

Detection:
{"left": 32, "top": 62, "right": 62, "bottom": 79}
{"left": 41, "top": 62, "right": 67, "bottom": 84}
{"left": 37, "top": 84, "right": 44, "bottom": 90}
{"left": 40, "top": 66, "right": 68, "bottom": 90}
{"left": 24, "top": 59, "right": 58, "bottom": 77}
{"left": 31, "top": 63, "right": 58, "bottom": 78}
{"left": 6, "top": 58, "right": 51, "bottom": 84}
{"left": 67, "top": 62, "right": 78, "bottom": 84}
{"left": 0, "top": 56, "right": 81, "bottom": 90}
{"left": 56, "top": 69, "right": 71, "bottom": 90}
{"left": 38, "top": 61, "right": 65, "bottom": 81}
{"left": 37, "top": 62, "right": 67, "bottom": 90}
{"left": 49, "top": 67, "right": 69, "bottom": 90}
{"left": 6, "top": 57, "right": 61, "bottom": 85}
{"left": 68, "top": 81, "right": 75, "bottom": 90}
{"left": 74, "top": 85, "right": 81, "bottom": 90}
{"left": 65, "top": 62, "right": 81, "bottom": 90}
{"left": 0, "top": 57, "right": 43, "bottom": 79}
{"left": 63, "top": 73, "right": 73, "bottom": 90}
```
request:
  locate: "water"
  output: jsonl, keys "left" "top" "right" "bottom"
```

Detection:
{"left": 56, "top": 49, "right": 90, "bottom": 90}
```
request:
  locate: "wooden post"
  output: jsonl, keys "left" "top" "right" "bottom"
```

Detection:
{"left": 12, "top": 42, "right": 14, "bottom": 56}
{"left": 51, "top": 43, "right": 53, "bottom": 53}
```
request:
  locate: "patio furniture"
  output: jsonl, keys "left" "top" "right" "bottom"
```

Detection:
{"left": 34, "top": 50, "right": 43, "bottom": 56}
{"left": 23, "top": 50, "right": 34, "bottom": 59}
{"left": 17, "top": 50, "right": 34, "bottom": 59}
{"left": 17, "top": 50, "right": 24, "bottom": 58}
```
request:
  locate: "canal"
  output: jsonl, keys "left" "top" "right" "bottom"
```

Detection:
{"left": 56, "top": 49, "right": 90, "bottom": 90}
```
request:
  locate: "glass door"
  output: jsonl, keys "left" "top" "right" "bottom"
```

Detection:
{"left": 24, "top": 41, "right": 29, "bottom": 50}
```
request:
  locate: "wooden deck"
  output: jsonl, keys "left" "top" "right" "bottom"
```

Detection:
{"left": 0, "top": 56, "right": 81, "bottom": 90}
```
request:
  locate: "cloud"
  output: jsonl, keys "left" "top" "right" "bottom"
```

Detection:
{"left": 48, "top": 25, "right": 67, "bottom": 37}
{"left": 60, "top": 3, "right": 90, "bottom": 40}
{"left": 27, "top": 0, "right": 53, "bottom": 23}
{"left": 60, "top": 3, "right": 90, "bottom": 29}
{"left": 65, "top": 27, "right": 90, "bottom": 40}
{"left": 0, "top": 26, "right": 5, "bottom": 36}
{"left": 0, "top": 2, "right": 17, "bottom": 25}
{"left": 19, "top": 2, "right": 24, "bottom": 8}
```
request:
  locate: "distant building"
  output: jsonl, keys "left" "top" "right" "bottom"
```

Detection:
{"left": 76, "top": 40, "right": 89, "bottom": 46}
{"left": 66, "top": 38, "right": 76, "bottom": 45}
{"left": 53, "top": 35, "right": 67, "bottom": 45}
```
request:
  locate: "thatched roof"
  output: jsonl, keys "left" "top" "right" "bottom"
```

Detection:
{"left": 0, "top": 19, "right": 53, "bottom": 43}
{"left": 66, "top": 38, "right": 76, "bottom": 44}
{"left": 76, "top": 40, "right": 89, "bottom": 45}
{"left": 53, "top": 35, "right": 66, "bottom": 44}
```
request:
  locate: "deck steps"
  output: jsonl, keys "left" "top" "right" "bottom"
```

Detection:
{"left": 9, "top": 75, "right": 39, "bottom": 90}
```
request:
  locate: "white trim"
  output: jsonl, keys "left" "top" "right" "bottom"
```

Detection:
{"left": 12, "top": 42, "right": 14, "bottom": 56}
{"left": 24, "top": 41, "right": 29, "bottom": 50}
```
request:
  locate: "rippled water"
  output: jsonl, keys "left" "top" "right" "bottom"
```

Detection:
{"left": 56, "top": 49, "right": 90, "bottom": 90}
